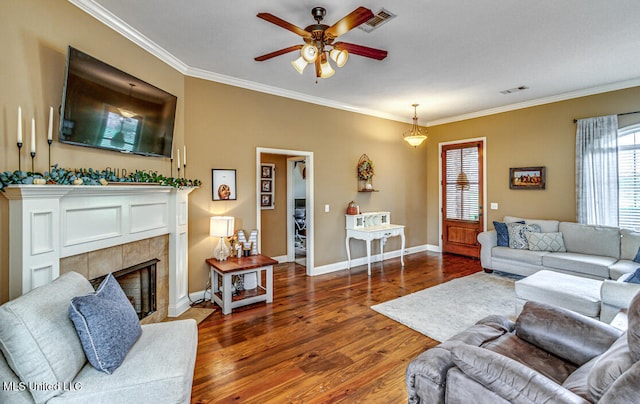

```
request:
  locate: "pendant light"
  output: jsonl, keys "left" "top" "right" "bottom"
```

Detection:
{"left": 403, "top": 103, "right": 427, "bottom": 147}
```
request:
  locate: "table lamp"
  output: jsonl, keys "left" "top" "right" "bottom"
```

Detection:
{"left": 210, "top": 216, "right": 234, "bottom": 261}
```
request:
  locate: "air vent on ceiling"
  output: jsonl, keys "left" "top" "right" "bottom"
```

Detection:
{"left": 358, "top": 8, "right": 396, "bottom": 32}
{"left": 500, "top": 86, "right": 529, "bottom": 95}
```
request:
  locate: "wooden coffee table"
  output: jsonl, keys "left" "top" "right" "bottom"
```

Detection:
{"left": 206, "top": 254, "right": 277, "bottom": 315}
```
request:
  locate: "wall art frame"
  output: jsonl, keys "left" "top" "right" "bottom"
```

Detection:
{"left": 260, "top": 163, "right": 275, "bottom": 209}
{"left": 509, "top": 166, "right": 546, "bottom": 190}
{"left": 212, "top": 169, "right": 237, "bottom": 200}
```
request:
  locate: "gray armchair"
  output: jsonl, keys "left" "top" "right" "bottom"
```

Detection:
{"left": 406, "top": 292, "right": 640, "bottom": 403}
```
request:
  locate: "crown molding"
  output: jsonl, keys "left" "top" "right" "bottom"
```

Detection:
{"left": 183, "top": 66, "right": 407, "bottom": 122}
{"left": 426, "top": 78, "right": 640, "bottom": 127}
{"left": 69, "top": 0, "right": 640, "bottom": 127}
{"left": 68, "top": 0, "right": 189, "bottom": 73}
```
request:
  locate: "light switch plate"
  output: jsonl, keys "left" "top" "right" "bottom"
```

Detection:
{"left": 490, "top": 202, "right": 499, "bottom": 210}
{"left": 324, "top": 204, "right": 330, "bottom": 213}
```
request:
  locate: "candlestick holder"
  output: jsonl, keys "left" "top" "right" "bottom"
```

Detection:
{"left": 17, "top": 142, "right": 23, "bottom": 171}
{"left": 48, "top": 139, "right": 53, "bottom": 170}
{"left": 177, "top": 166, "right": 181, "bottom": 178}
{"left": 170, "top": 158, "right": 174, "bottom": 178}
{"left": 183, "top": 164, "right": 186, "bottom": 179}
{"left": 30, "top": 151, "right": 36, "bottom": 174}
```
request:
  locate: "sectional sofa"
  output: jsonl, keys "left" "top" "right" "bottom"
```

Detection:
{"left": 478, "top": 215, "right": 640, "bottom": 280}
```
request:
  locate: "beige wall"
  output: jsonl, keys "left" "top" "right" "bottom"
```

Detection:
{"left": 427, "top": 87, "right": 640, "bottom": 245}
{"left": 183, "top": 78, "right": 428, "bottom": 291}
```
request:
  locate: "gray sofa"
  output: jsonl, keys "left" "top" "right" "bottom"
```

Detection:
{"left": 0, "top": 272, "right": 198, "bottom": 404}
{"left": 478, "top": 215, "right": 640, "bottom": 280}
{"left": 406, "top": 296, "right": 640, "bottom": 403}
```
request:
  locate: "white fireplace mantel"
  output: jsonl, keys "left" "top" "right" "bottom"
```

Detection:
{"left": 3, "top": 184, "right": 195, "bottom": 317}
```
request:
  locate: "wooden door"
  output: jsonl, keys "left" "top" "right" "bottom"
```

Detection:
{"left": 442, "top": 141, "right": 484, "bottom": 258}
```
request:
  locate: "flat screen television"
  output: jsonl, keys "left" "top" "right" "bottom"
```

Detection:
{"left": 59, "top": 46, "right": 177, "bottom": 158}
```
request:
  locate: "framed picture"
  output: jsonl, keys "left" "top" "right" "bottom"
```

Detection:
{"left": 260, "top": 163, "right": 275, "bottom": 209}
{"left": 261, "top": 180, "right": 271, "bottom": 192}
{"left": 509, "top": 166, "right": 546, "bottom": 190}
{"left": 212, "top": 169, "right": 237, "bottom": 200}
{"left": 261, "top": 194, "right": 272, "bottom": 207}
{"left": 261, "top": 165, "right": 273, "bottom": 179}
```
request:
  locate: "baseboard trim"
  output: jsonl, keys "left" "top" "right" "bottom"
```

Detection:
{"left": 310, "top": 244, "right": 433, "bottom": 276}
{"left": 271, "top": 255, "right": 289, "bottom": 263}
{"left": 191, "top": 245, "right": 441, "bottom": 298}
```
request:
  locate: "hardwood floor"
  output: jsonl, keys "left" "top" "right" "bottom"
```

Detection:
{"left": 191, "top": 251, "right": 481, "bottom": 403}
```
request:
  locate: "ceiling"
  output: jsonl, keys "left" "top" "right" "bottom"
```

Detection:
{"left": 73, "top": 0, "right": 640, "bottom": 125}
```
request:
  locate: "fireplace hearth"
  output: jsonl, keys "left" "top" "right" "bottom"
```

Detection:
{"left": 90, "top": 259, "right": 158, "bottom": 320}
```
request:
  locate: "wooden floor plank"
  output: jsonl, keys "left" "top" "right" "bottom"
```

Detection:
{"left": 192, "top": 251, "right": 481, "bottom": 403}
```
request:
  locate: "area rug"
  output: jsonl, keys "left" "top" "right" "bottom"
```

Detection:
{"left": 371, "top": 272, "right": 516, "bottom": 342}
{"left": 163, "top": 307, "right": 215, "bottom": 324}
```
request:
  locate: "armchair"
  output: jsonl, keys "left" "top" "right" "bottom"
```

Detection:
{"left": 407, "top": 292, "right": 640, "bottom": 403}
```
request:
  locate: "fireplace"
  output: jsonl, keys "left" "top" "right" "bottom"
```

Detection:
{"left": 90, "top": 259, "right": 158, "bottom": 320}
{"left": 3, "top": 184, "right": 195, "bottom": 318}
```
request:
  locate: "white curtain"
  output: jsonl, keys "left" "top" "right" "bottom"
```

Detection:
{"left": 576, "top": 115, "right": 619, "bottom": 225}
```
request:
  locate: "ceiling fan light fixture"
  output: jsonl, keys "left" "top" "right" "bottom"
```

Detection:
{"left": 291, "top": 56, "right": 308, "bottom": 74}
{"left": 403, "top": 103, "right": 427, "bottom": 148}
{"left": 329, "top": 48, "right": 348, "bottom": 67}
{"left": 319, "top": 53, "right": 335, "bottom": 78}
{"left": 301, "top": 43, "right": 319, "bottom": 63}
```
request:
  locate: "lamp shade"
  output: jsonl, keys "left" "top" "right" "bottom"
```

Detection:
{"left": 301, "top": 44, "right": 318, "bottom": 63}
{"left": 210, "top": 216, "right": 235, "bottom": 237}
{"left": 329, "top": 49, "right": 348, "bottom": 67}
{"left": 319, "top": 54, "right": 335, "bottom": 78}
{"left": 291, "top": 56, "right": 308, "bottom": 74}
{"left": 404, "top": 133, "right": 427, "bottom": 147}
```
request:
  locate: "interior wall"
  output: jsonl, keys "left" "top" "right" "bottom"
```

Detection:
{"left": 184, "top": 77, "right": 428, "bottom": 292}
{"left": 427, "top": 86, "right": 640, "bottom": 246}
{"left": 0, "top": 0, "right": 185, "bottom": 303}
{"left": 260, "top": 153, "right": 288, "bottom": 258}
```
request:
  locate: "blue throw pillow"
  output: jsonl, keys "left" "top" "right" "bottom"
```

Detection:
{"left": 634, "top": 246, "right": 640, "bottom": 263}
{"left": 625, "top": 268, "right": 640, "bottom": 284}
{"left": 493, "top": 220, "right": 524, "bottom": 247}
{"left": 69, "top": 273, "right": 142, "bottom": 374}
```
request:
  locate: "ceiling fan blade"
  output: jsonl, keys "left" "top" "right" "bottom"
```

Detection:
{"left": 333, "top": 42, "right": 388, "bottom": 60}
{"left": 323, "top": 7, "right": 374, "bottom": 40}
{"left": 257, "top": 13, "right": 311, "bottom": 38}
{"left": 255, "top": 45, "right": 303, "bottom": 62}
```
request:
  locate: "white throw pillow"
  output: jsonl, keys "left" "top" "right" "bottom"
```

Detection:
{"left": 527, "top": 232, "right": 567, "bottom": 252}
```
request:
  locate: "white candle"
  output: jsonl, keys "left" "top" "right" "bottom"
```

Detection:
{"left": 183, "top": 145, "right": 187, "bottom": 166}
{"left": 31, "top": 118, "right": 36, "bottom": 154}
{"left": 47, "top": 106, "right": 53, "bottom": 141}
{"left": 17, "top": 106, "right": 22, "bottom": 144}
{"left": 177, "top": 148, "right": 180, "bottom": 167}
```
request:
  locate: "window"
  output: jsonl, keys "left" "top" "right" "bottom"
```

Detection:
{"left": 618, "top": 124, "right": 640, "bottom": 229}
{"left": 444, "top": 145, "right": 480, "bottom": 221}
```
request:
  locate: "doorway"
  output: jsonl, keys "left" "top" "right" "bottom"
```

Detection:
{"left": 440, "top": 139, "right": 486, "bottom": 258}
{"left": 289, "top": 157, "right": 307, "bottom": 265}
{"left": 257, "top": 148, "right": 314, "bottom": 276}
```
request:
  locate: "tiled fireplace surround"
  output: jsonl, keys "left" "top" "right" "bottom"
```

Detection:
{"left": 61, "top": 236, "right": 168, "bottom": 324}
{"left": 3, "top": 185, "right": 195, "bottom": 321}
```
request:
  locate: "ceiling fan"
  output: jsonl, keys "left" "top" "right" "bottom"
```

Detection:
{"left": 254, "top": 6, "right": 388, "bottom": 79}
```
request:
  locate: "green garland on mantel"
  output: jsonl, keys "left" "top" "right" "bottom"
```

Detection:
{"left": 0, "top": 164, "right": 201, "bottom": 192}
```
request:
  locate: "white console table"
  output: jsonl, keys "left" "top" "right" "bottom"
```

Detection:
{"left": 345, "top": 212, "right": 405, "bottom": 275}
